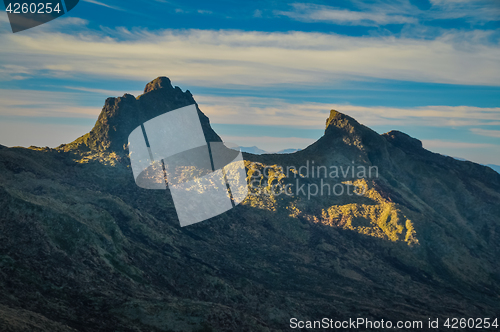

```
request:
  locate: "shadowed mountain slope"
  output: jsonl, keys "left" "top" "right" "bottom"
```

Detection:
{"left": 0, "top": 78, "right": 499, "bottom": 332}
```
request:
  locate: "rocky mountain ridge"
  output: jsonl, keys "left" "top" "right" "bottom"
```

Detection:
{"left": 0, "top": 77, "right": 499, "bottom": 331}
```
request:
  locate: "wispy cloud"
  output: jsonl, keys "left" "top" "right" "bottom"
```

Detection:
{"left": 197, "top": 9, "right": 212, "bottom": 15}
{"left": 1, "top": 85, "right": 498, "bottom": 132}
{"left": 275, "top": 3, "right": 416, "bottom": 26}
{"left": 471, "top": 128, "right": 500, "bottom": 138}
{"left": 0, "top": 89, "right": 100, "bottom": 118}
{"left": 428, "top": 0, "right": 500, "bottom": 22}
{"left": 81, "top": 0, "right": 124, "bottom": 11}
{"left": 1, "top": 26, "right": 499, "bottom": 87}
{"left": 420, "top": 138, "right": 500, "bottom": 164}
{"left": 64, "top": 86, "right": 143, "bottom": 97}
{"left": 0, "top": 64, "right": 32, "bottom": 80}
{"left": 253, "top": 9, "right": 263, "bottom": 18}
{"left": 277, "top": 1, "right": 500, "bottom": 26}
{"left": 422, "top": 140, "right": 496, "bottom": 149}
{"left": 197, "top": 95, "right": 500, "bottom": 129}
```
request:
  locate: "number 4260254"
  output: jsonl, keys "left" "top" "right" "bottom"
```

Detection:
{"left": 444, "top": 318, "right": 498, "bottom": 329}
{"left": 5, "top": 2, "right": 62, "bottom": 14}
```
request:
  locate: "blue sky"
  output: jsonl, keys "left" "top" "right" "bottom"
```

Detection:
{"left": 0, "top": 0, "right": 499, "bottom": 164}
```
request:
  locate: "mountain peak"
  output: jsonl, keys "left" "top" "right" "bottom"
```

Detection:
{"left": 61, "top": 77, "right": 220, "bottom": 153}
{"left": 298, "top": 109, "right": 390, "bottom": 164}
{"left": 325, "top": 109, "right": 361, "bottom": 132}
{"left": 144, "top": 76, "right": 174, "bottom": 94}
{"left": 323, "top": 109, "right": 383, "bottom": 146}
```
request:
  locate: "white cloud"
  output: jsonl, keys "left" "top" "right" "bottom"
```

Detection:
{"left": 0, "top": 89, "right": 100, "bottom": 118}
{"left": 1, "top": 85, "right": 497, "bottom": 132}
{"left": 428, "top": 0, "right": 500, "bottom": 22}
{"left": 197, "top": 95, "right": 500, "bottom": 129}
{"left": 275, "top": 3, "right": 416, "bottom": 26}
{"left": 81, "top": 0, "right": 124, "bottom": 11}
{"left": 422, "top": 139, "right": 496, "bottom": 149}
{"left": 64, "top": 86, "right": 143, "bottom": 97}
{"left": 421, "top": 139, "right": 500, "bottom": 164}
{"left": 470, "top": 128, "right": 500, "bottom": 138}
{"left": 0, "top": 64, "right": 32, "bottom": 80}
{"left": 277, "top": 1, "right": 500, "bottom": 26}
{"left": 0, "top": 26, "right": 499, "bottom": 87}
{"left": 197, "top": 96, "right": 330, "bottom": 128}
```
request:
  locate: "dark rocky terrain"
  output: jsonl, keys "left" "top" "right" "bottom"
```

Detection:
{"left": 0, "top": 77, "right": 499, "bottom": 331}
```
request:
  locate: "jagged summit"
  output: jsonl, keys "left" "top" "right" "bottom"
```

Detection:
{"left": 325, "top": 109, "right": 357, "bottom": 131}
{"left": 144, "top": 76, "right": 175, "bottom": 94}
{"left": 324, "top": 109, "right": 381, "bottom": 142}
{"left": 61, "top": 77, "right": 220, "bottom": 153}
{"left": 323, "top": 111, "right": 423, "bottom": 154}
{"left": 300, "top": 109, "right": 389, "bottom": 164}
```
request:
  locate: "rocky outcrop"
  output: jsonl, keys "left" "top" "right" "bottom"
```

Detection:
{"left": 60, "top": 77, "right": 221, "bottom": 153}
{"left": 382, "top": 130, "right": 423, "bottom": 150}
